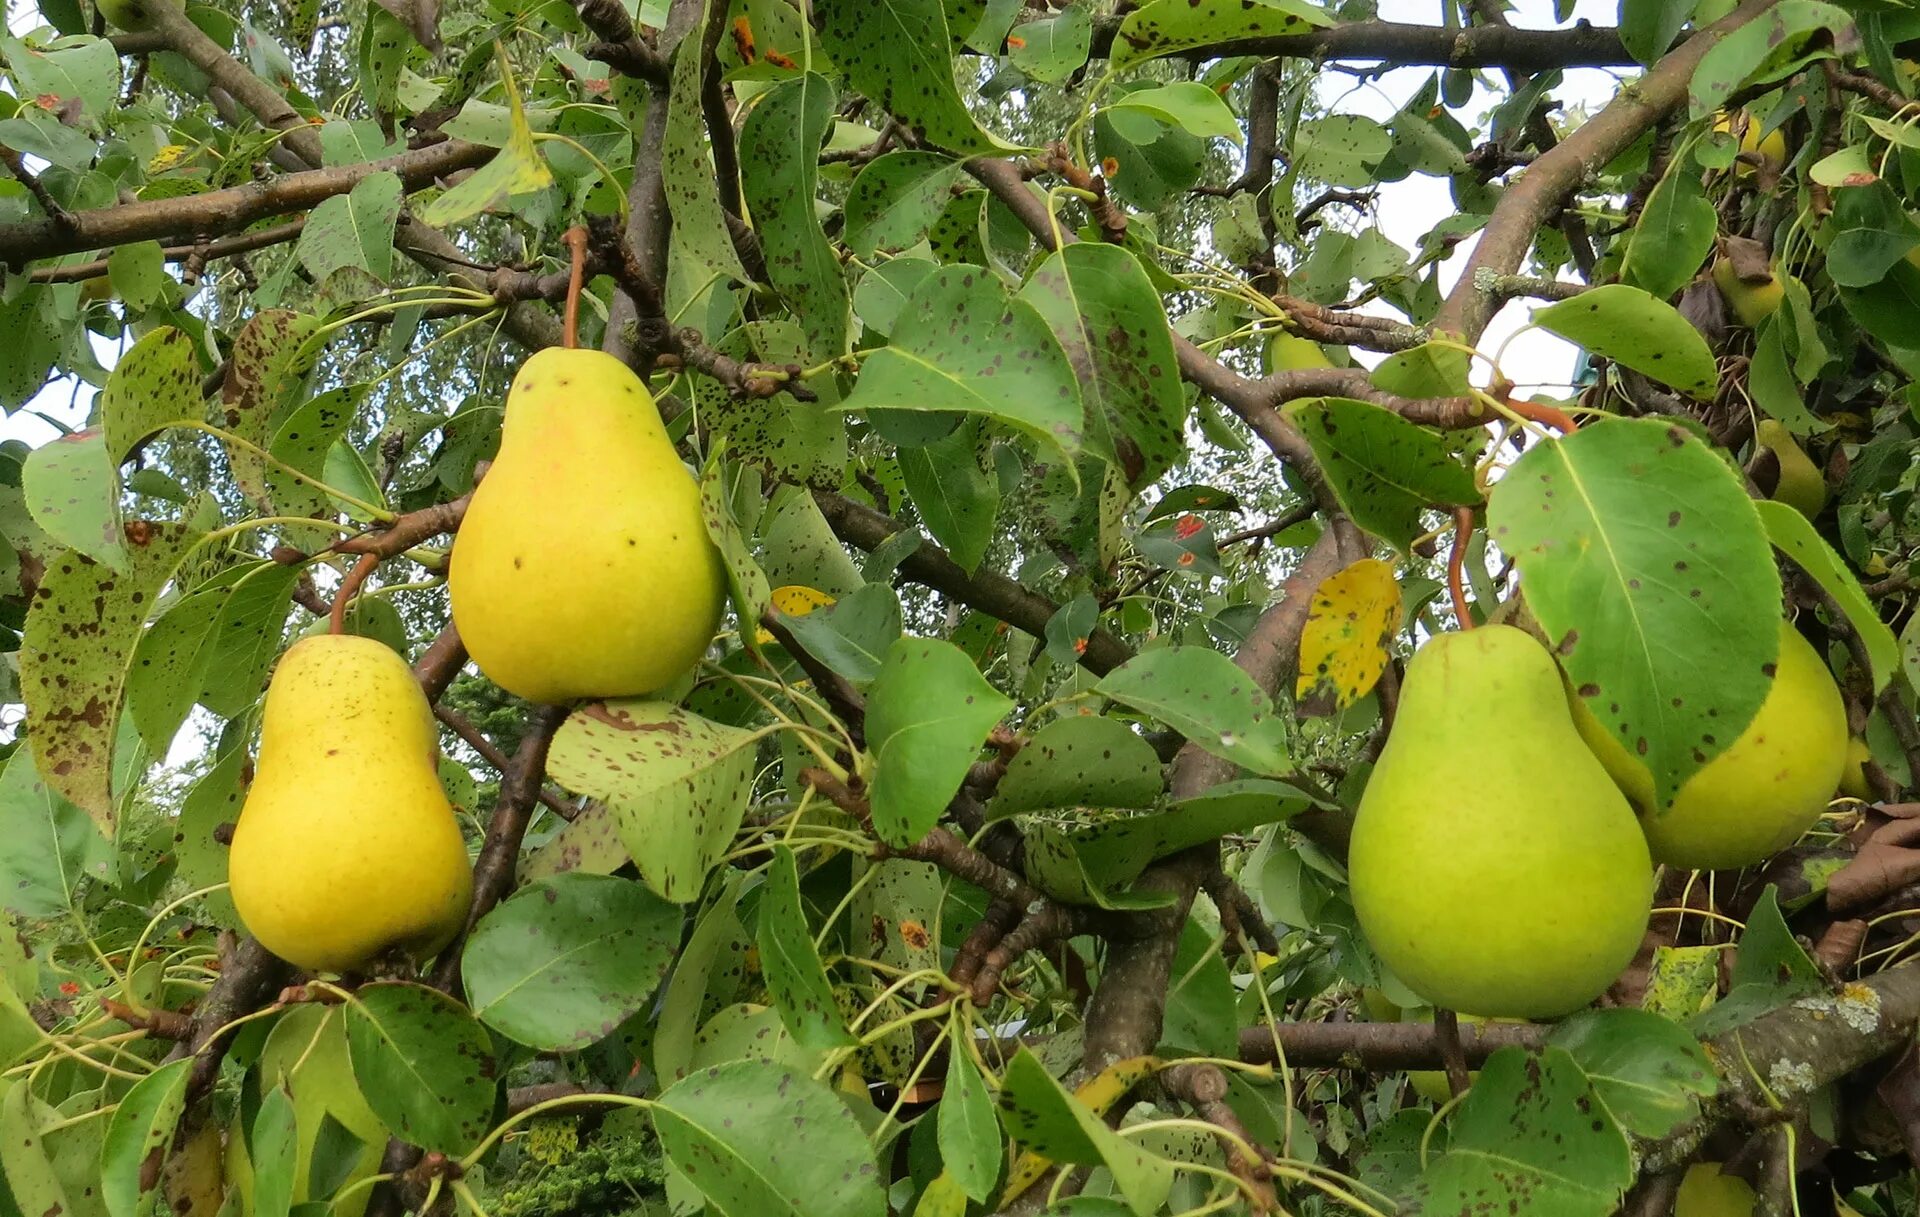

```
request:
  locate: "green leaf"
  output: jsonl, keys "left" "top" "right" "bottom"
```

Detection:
{"left": 1292, "top": 115, "right": 1392, "bottom": 187}
{"left": 988, "top": 714, "right": 1161, "bottom": 819}
{"left": 997, "top": 1048, "right": 1175, "bottom": 1215}
{"left": 662, "top": 0, "right": 747, "bottom": 285}
{"left": 854, "top": 257, "right": 939, "bottom": 335}
{"left": 418, "top": 76, "right": 553, "bottom": 226}
{"left": 1105, "top": 82, "right": 1241, "bottom": 145}
{"left": 343, "top": 982, "right": 497, "bottom": 1154}
{"left": 101, "top": 1057, "right": 192, "bottom": 1217}
{"left": 1008, "top": 3, "right": 1091, "bottom": 82}
{"left": 841, "top": 266, "right": 1085, "bottom": 463}
{"left": 700, "top": 451, "right": 773, "bottom": 659}
{"left": 1283, "top": 396, "right": 1482, "bottom": 549}
{"left": 1, "top": 1082, "right": 76, "bottom": 1217}
{"left": 0, "top": 34, "right": 119, "bottom": 120}
{"left": 20, "top": 523, "right": 204, "bottom": 833}
{"left": 898, "top": 420, "right": 998, "bottom": 573}
{"left": 0, "top": 745, "right": 109, "bottom": 917}
{"left": 1094, "top": 88, "right": 1204, "bottom": 211}
{"left": 1619, "top": 0, "right": 1690, "bottom": 64}
{"left": 1097, "top": 646, "right": 1291, "bottom": 775}
{"left": 757, "top": 846, "right": 856, "bottom": 1049}
{"left": 545, "top": 701, "right": 758, "bottom": 903}
{"left": 1019, "top": 242, "right": 1187, "bottom": 486}
{"left": 812, "top": 0, "right": 1017, "bottom": 155}
{"left": 1755, "top": 500, "right": 1899, "bottom": 692}
{"left": 652, "top": 1059, "right": 887, "bottom": 1217}
{"left": 1548, "top": 1009, "right": 1718, "bottom": 1138}
{"left": 1825, "top": 181, "right": 1920, "bottom": 288}
{"left": 1840, "top": 257, "right": 1920, "bottom": 348}
{"left": 1110, "top": 0, "right": 1329, "bottom": 68}
{"left": 267, "top": 387, "right": 364, "bottom": 520}
{"left": 1531, "top": 285, "right": 1718, "bottom": 401}
{"left": 221, "top": 310, "right": 323, "bottom": 508}
{"left": 938, "top": 1031, "right": 1002, "bottom": 1201}
{"left": 1487, "top": 418, "right": 1781, "bottom": 807}
{"left": 1162, "top": 918, "right": 1236, "bottom": 1057}
{"left": 23, "top": 429, "right": 124, "bottom": 570}
{"left": 107, "top": 240, "right": 168, "bottom": 311}
{"left": 463, "top": 872, "right": 683, "bottom": 1050}
{"left": 297, "top": 170, "right": 403, "bottom": 283}
{"left": 774, "top": 583, "right": 903, "bottom": 684}
{"left": 1622, "top": 155, "right": 1716, "bottom": 301}
{"left": 1417, "top": 1047, "right": 1632, "bottom": 1216}
{"left": 692, "top": 323, "right": 849, "bottom": 487}
{"left": 845, "top": 151, "right": 965, "bottom": 258}
{"left": 1688, "top": 0, "right": 1856, "bottom": 119}
{"left": 739, "top": 73, "right": 848, "bottom": 362}
{"left": 1729, "top": 886, "right": 1822, "bottom": 994}
{"left": 652, "top": 878, "right": 745, "bottom": 1083}
{"left": 249, "top": 1086, "right": 299, "bottom": 1217}
{"left": 1369, "top": 342, "right": 1472, "bottom": 399}
{"left": 864, "top": 637, "right": 1013, "bottom": 845}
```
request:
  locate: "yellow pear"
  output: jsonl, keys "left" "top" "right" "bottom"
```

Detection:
{"left": 1348, "top": 626, "right": 1653, "bottom": 1019}
{"left": 1754, "top": 419, "right": 1827, "bottom": 519}
{"left": 1266, "top": 330, "right": 1334, "bottom": 372}
{"left": 1839, "top": 736, "right": 1875, "bottom": 801}
{"left": 1711, "top": 111, "right": 1787, "bottom": 174}
{"left": 1712, "top": 257, "right": 1784, "bottom": 327}
{"left": 448, "top": 347, "right": 726, "bottom": 703}
{"left": 228, "top": 635, "right": 472, "bottom": 973}
{"left": 1674, "top": 1163, "right": 1755, "bottom": 1217}
{"left": 1572, "top": 622, "right": 1847, "bottom": 870}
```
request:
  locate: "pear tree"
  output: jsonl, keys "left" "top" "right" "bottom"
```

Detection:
{"left": 2, "top": 1, "right": 1920, "bottom": 1215}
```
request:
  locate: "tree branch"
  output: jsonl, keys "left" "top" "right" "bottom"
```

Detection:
{"left": 0, "top": 140, "right": 489, "bottom": 266}
{"left": 433, "top": 704, "right": 578, "bottom": 821}
{"left": 1433, "top": 0, "right": 1780, "bottom": 342}
{"left": 28, "top": 220, "right": 306, "bottom": 283}
{"left": 1089, "top": 17, "right": 1638, "bottom": 71}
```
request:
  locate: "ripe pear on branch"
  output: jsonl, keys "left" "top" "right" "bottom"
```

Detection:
{"left": 1711, "top": 236, "right": 1784, "bottom": 327}
{"left": 449, "top": 345, "right": 726, "bottom": 704}
{"left": 1348, "top": 624, "right": 1653, "bottom": 1020}
{"left": 1571, "top": 621, "right": 1847, "bottom": 871}
{"left": 228, "top": 634, "right": 472, "bottom": 973}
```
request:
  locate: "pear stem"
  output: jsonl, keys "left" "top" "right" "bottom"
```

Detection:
{"left": 1448, "top": 507, "right": 1476, "bottom": 629}
{"left": 330, "top": 553, "right": 379, "bottom": 635}
{"left": 1505, "top": 395, "right": 1581, "bottom": 434}
{"left": 561, "top": 224, "right": 588, "bottom": 349}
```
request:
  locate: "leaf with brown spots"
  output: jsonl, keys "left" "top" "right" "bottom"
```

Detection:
{"left": 1296, "top": 556, "right": 1402, "bottom": 717}
{"left": 1488, "top": 418, "right": 1779, "bottom": 807}
{"left": 1416, "top": 1047, "right": 1632, "bottom": 1216}
{"left": 101, "top": 327, "right": 204, "bottom": 467}
{"left": 342, "top": 982, "right": 496, "bottom": 1155}
{"left": 21, "top": 523, "right": 204, "bottom": 833}
{"left": 811, "top": 0, "right": 1018, "bottom": 156}
{"left": 544, "top": 700, "right": 759, "bottom": 903}
{"left": 221, "top": 311, "right": 323, "bottom": 508}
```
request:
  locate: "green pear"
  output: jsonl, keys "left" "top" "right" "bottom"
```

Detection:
{"left": 1840, "top": 736, "right": 1875, "bottom": 801}
{"left": 1754, "top": 419, "right": 1827, "bottom": 519}
{"left": 95, "top": 0, "right": 153, "bottom": 30}
{"left": 1266, "top": 330, "right": 1334, "bottom": 372}
{"left": 1711, "top": 257, "right": 1784, "bottom": 327}
{"left": 1674, "top": 1163, "right": 1755, "bottom": 1217}
{"left": 1572, "top": 622, "right": 1847, "bottom": 870}
{"left": 449, "top": 347, "right": 727, "bottom": 703}
{"left": 1349, "top": 625, "right": 1653, "bottom": 1019}
{"left": 228, "top": 635, "right": 472, "bottom": 973}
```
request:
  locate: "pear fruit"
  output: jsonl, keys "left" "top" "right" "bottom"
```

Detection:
{"left": 1712, "top": 257, "right": 1784, "bottom": 327}
{"left": 1266, "top": 330, "right": 1334, "bottom": 372}
{"left": 1754, "top": 419, "right": 1826, "bottom": 519}
{"left": 449, "top": 347, "right": 726, "bottom": 703}
{"left": 228, "top": 635, "right": 472, "bottom": 973}
{"left": 95, "top": 0, "right": 153, "bottom": 29}
{"left": 1839, "top": 736, "right": 1875, "bottom": 801}
{"left": 1711, "top": 111, "right": 1787, "bottom": 174}
{"left": 1348, "top": 625, "right": 1653, "bottom": 1019}
{"left": 1572, "top": 622, "right": 1847, "bottom": 870}
{"left": 1674, "top": 1163, "right": 1755, "bottom": 1217}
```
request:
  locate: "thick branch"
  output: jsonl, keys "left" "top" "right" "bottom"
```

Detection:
{"left": 1433, "top": 0, "right": 1780, "bottom": 341}
{"left": 29, "top": 220, "right": 306, "bottom": 283}
{"left": 412, "top": 623, "right": 469, "bottom": 703}
{"left": 1238, "top": 1018, "right": 1547, "bottom": 1069}
{"left": 165, "top": 934, "right": 291, "bottom": 1101}
{"left": 0, "top": 141, "right": 489, "bottom": 266}
{"left": 812, "top": 489, "right": 1133, "bottom": 675}
{"left": 1090, "top": 17, "right": 1637, "bottom": 71}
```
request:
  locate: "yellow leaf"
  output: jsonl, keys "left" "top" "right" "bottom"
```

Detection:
{"left": 771, "top": 585, "right": 835, "bottom": 617}
{"left": 1295, "top": 557, "right": 1400, "bottom": 716}
{"left": 147, "top": 144, "right": 190, "bottom": 173}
